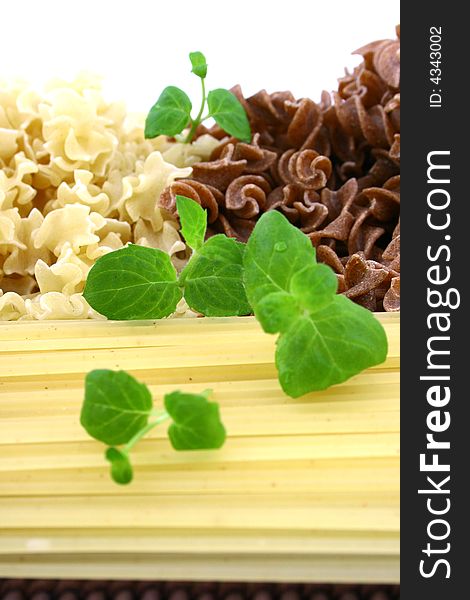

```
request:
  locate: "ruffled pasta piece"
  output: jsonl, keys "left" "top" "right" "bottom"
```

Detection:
{"left": 23, "top": 292, "right": 98, "bottom": 320}
{"left": 0, "top": 152, "right": 38, "bottom": 212}
{"left": 85, "top": 232, "right": 125, "bottom": 261}
{"left": 0, "top": 208, "right": 25, "bottom": 255}
{"left": 98, "top": 217, "right": 132, "bottom": 243}
{"left": 40, "top": 87, "right": 119, "bottom": 176}
{"left": 51, "top": 169, "right": 110, "bottom": 214}
{"left": 2, "top": 208, "right": 51, "bottom": 276}
{"left": 0, "top": 290, "right": 26, "bottom": 320}
{"left": 33, "top": 203, "right": 106, "bottom": 256}
{"left": 0, "top": 127, "right": 19, "bottom": 163}
{"left": 35, "top": 242, "right": 93, "bottom": 295}
{"left": 119, "top": 151, "right": 192, "bottom": 229}
{"left": 35, "top": 258, "right": 84, "bottom": 296}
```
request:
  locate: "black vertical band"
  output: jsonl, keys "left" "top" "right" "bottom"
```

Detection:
{"left": 401, "top": 2, "right": 468, "bottom": 597}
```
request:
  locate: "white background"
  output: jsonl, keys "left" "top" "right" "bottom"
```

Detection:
{"left": 2, "top": 0, "right": 400, "bottom": 112}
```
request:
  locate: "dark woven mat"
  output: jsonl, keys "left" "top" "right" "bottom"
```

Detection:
{"left": 0, "top": 581, "right": 399, "bottom": 600}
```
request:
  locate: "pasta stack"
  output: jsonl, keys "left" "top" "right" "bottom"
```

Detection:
{"left": 0, "top": 314, "right": 399, "bottom": 582}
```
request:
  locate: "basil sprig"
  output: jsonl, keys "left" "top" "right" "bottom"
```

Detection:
{"left": 144, "top": 51, "right": 251, "bottom": 143}
{"left": 83, "top": 196, "right": 250, "bottom": 319}
{"left": 81, "top": 370, "right": 226, "bottom": 485}
{"left": 243, "top": 211, "right": 388, "bottom": 397}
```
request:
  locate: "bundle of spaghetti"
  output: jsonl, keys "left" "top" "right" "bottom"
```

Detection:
{"left": 0, "top": 314, "right": 399, "bottom": 582}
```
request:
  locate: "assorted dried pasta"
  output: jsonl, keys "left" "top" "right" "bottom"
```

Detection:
{"left": 1, "top": 28, "right": 400, "bottom": 321}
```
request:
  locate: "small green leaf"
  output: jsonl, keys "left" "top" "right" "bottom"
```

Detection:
{"left": 144, "top": 86, "right": 192, "bottom": 138}
{"left": 180, "top": 235, "right": 251, "bottom": 317}
{"left": 275, "top": 296, "right": 388, "bottom": 397}
{"left": 81, "top": 370, "right": 152, "bottom": 446}
{"left": 255, "top": 292, "right": 300, "bottom": 334}
{"left": 83, "top": 245, "right": 182, "bottom": 320}
{"left": 244, "top": 210, "right": 316, "bottom": 307}
{"left": 207, "top": 89, "right": 251, "bottom": 142}
{"left": 105, "top": 447, "right": 133, "bottom": 485}
{"left": 164, "top": 390, "right": 226, "bottom": 450}
{"left": 189, "top": 51, "right": 207, "bottom": 79}
{"left": 290, "top": 263, "right": 338, "bottom": 312}
{"left": 176, "top": 195, "right": 207, "bottom": 251}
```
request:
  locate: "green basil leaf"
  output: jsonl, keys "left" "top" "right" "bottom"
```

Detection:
{"left": 275, "top": 296, "right": 388, "bottom": 397}
{"left": 207, "top": 88, "right": 251, "bottom": 142}
{"left": 243, "top": 210, "right": 316, "bottom": 307}
{"left": 83, "top": 245, "right": 182, "bottom": 320}
{"left": 105, "top": 447, "right": 133, "bottom": 485}
{"left": 176, "top": 195, "right": 207, "bottom": 251}
{"left": 255, "top": 291, "right": 300, "bottom": 334}
{"left": 290, "top": 263, "right": 338, "bottom": 312}
{"left": 180, "top": 235, "right": 251, "bottom": 316}
{"left": 144, "top": 86, "right": 192, "bottom": 138}
{"left": 81, "top": 370, "right": 152, "bottom": 446}
{"left": 164, "top": 390, "right": 226, "bottom": 450}
{"left": 189, "top": 51, "right": 208, "bottom": 79}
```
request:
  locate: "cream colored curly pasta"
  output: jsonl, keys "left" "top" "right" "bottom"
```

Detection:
{"left": 0, "top": 75, "right": 220, "bottom": 321}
